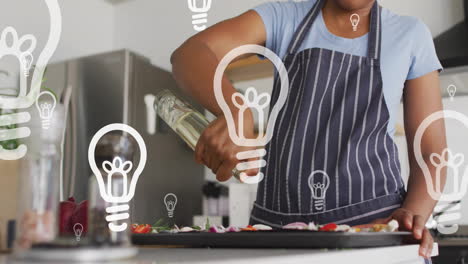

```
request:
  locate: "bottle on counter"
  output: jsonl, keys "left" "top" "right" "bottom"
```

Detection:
{"left": 14, "top": 105, "right": 65, "bottom": 256}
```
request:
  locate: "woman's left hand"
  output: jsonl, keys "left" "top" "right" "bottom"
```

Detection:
{"left": 372, "top": 208, "right": 434, "bottom": 259}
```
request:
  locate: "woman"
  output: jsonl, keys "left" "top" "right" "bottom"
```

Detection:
{"left": 172, "top": 0, "right": 447, "bottom": 259}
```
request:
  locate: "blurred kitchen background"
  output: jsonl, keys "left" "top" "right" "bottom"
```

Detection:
{"left": 0, "top": 0, "right": 468, "bottom": 262}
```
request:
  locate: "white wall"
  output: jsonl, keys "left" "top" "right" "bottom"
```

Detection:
{"left": 0, "top": 0, "right": 115, "bottom": 84}
{"left": 113, "top": 0, "right": 273, "bottom": 70}
{"left": 114, "top": 0, "right": 464, "bottom": 70}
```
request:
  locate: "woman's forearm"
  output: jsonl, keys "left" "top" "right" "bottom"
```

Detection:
{"left": 403, "top": 162, "right": 446, "bottom": 221}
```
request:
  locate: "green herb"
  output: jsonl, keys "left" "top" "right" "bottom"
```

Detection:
{"left": 191, "top": 225, "right": 201, "bottom": 231}
{"left": 153, "top": 218, "right": 166, "bottom": 227}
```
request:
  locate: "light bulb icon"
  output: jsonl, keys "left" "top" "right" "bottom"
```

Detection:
{"left": 20, "top": 52, "right": 34, "bottom": 77}
{"left": 414, "top": 110, "right": 468, "bottom": 234}
{"left": 73, "top": 223, "right": 84, "bottom": 242}
{"left": 213, "top": 45, "right": 290, "bottom": 184}
{"left": 35, "top": 91, "right": 57, "bottom": 130}
{"left": 187, "top": 0, "right": 212, "bottom": 32}
{"left": 88, "top": 124, "right": 147, "bottom": 232}
{"left": 350, "top": 14, "right": 360, "bottom": 32}
{"left": 308, "top": 170, "right": 330, "bottom": 212}
{"left": 0, "top": 0, "right": 62, "bottom": 160}
{"left": 447, "top": 85, "right": 457, "bottom": 102}
{"left": 164, "top": 193, "right": 178, "bottom": 218}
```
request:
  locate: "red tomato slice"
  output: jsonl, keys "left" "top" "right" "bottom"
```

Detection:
{"left": 241, "top": 225, "right": 257, "bottom": 231}
{"left": 133, "top": 224, "right": 151, "bottom": 234}
{"left": 319, "top": 223, "right": 338, "bottom": 232}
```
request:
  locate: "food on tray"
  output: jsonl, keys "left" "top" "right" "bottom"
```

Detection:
{"left": 253, "top": 224, "right": 273, "bottom": 231}
{"left": 132, "top": 219, "right": 399, "bottom": 234}
{"left": 283, "top": 222, "right": 309, "bottom": 230}
{"left": 131, "top": 224, "right": 152, "bottom": 234}
{"left": 352, "top": 220, "right": 399, "bottom": 233}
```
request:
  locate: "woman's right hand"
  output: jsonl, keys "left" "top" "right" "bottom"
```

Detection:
{"left": 195, "top": 112, "right": 258, "bottom": 182}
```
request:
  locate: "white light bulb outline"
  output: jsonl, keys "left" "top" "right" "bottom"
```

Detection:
{"left": 88, "top": 123, "right": 147, "bottom": 232}
{"left": 0, "top": 0, "right": 62, "bottom": 160}
{"left": 213, "top": 45, "right": 289, "bottom": 184}
{"left": 0, "top": 0, "right": 61, "bottom": 109}
{"left": 35, "top": 91, "right": 57, "bottom": 130}
{"left": 414, "top": 110, "right": 468, "bottom": 202}
{"left": 447, "top": 84, "right": 457, "bottom": 101}
{"left": 350, "top": 14, "right": 360, "bottom": 32}
{"left": 187, "top": 0, "right": 212, "bottom": 32}
{"left": 73, "top": 223, "right": 83, "bottom": 242}
{"left": 164, "top": 193, "right": 178, "bottom": 218}
{"left": 20, "top": 51, "right": 34, "bottom": 77}
{"left": 308, "top": 170, "right": 330, "bottom": 212}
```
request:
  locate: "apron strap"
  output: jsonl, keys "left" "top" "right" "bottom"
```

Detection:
{"left": 286, "top": 0, "right": 326, "bottom": 55}
{"left": 367, "top": 2, "right": 382, "bottom": 60}
{"left": 286, "top": 0, "right": 382, "bottom": 61}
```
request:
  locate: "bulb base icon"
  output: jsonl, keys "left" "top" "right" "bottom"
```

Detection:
{"left": 434, "top": 201, "right": 460, "bottom": 235}
{"left": 105, "top": 204, "right": 130, "bottom": 232}
{"left": 187, "top": 0, "right": 212, "bottom": 31}
{"left": 236, "top": 148, "right": 267, "bottom": 184}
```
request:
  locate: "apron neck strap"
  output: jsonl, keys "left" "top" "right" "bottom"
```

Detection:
{"left": 286, "top": 0, "right": 382, "bottom": 61}
{"left": 367, "top": 2, "right": 382, "bottom": 60}
{"left": 287, "top": 0, "right": 326, "bottom": 55}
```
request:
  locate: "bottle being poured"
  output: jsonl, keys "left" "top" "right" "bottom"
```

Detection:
{"left": 154, "top": 89, "right": 247, "bottom": 182}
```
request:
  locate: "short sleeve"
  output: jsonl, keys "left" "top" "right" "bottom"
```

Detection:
{"left": 252, "top": 2, "right": 284, "bottom": 56}
{"left": 407, "top": 19, "right": 443, "bottom": 80}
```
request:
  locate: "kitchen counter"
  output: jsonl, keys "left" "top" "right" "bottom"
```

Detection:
{"left": 0, "top": 244, "right": 438, "bottom": 264}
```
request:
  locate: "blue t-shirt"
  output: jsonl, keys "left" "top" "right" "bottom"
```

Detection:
{"left": 253, "top": 0, "right": 442, "bottom": 136}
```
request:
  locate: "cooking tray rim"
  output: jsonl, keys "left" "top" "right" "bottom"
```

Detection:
{"left": 132, "top": 231, "right": 415, "bottom": 249}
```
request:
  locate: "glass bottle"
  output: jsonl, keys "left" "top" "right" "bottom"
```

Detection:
{"left": 155, "top": 89, "right": 242, "bottom": 180}
{"left": 14, "top": 106, "right": 65, "bottom": 255}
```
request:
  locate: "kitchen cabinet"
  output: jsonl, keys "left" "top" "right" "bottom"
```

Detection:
{"left": 0, "top": 160, "right": 19, "bottom": 250}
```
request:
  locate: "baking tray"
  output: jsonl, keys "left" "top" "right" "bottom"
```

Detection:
{"left": 132, "top": 231, "right": 415, "bottom": 249}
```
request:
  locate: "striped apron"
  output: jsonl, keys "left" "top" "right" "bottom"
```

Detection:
{"left": 251, "top": 0, "right": 406, "bottom": 227}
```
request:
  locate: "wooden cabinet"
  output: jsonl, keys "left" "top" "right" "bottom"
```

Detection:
{"left": 0, "top": 160, "right": 19, "bottom": 250}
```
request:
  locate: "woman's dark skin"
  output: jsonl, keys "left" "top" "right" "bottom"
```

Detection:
{"left": 171, "top": 0, "right": 447, "bottom": 259}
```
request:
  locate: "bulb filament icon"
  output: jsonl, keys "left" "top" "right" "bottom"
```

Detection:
{"left": 164, "top": 193, "right": 178, "bottom": 218}
{"left": 187, "top": 0, "right": 212, "bottom": 32}
{"left": 88, "top": 124, "right": 147, "bottom": 232}
{"left": 308, "top": 170, "right": 330, "bottom": 212}
{"left": 350, "top": 14, "right": 360, "bottom": 32}
{"left": 73, "top": 223, "right": 83, "bottom": 242}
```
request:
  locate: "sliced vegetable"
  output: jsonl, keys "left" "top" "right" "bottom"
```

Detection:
{"left": 283, "top": 222, "right": 308, "bottom": 230}
{"left": 319, "top": 223, "right": 338, "bottom": 232}
{"left": 133, "top": 224, "right": 151, "bottom": 234}
{"left": 241, "top": 225, "right": 257, "bottom": 231}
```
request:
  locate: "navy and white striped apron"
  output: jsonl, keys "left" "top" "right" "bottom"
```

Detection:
{"left": 251, "top": 0, "right": 406, "bottom": 227}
